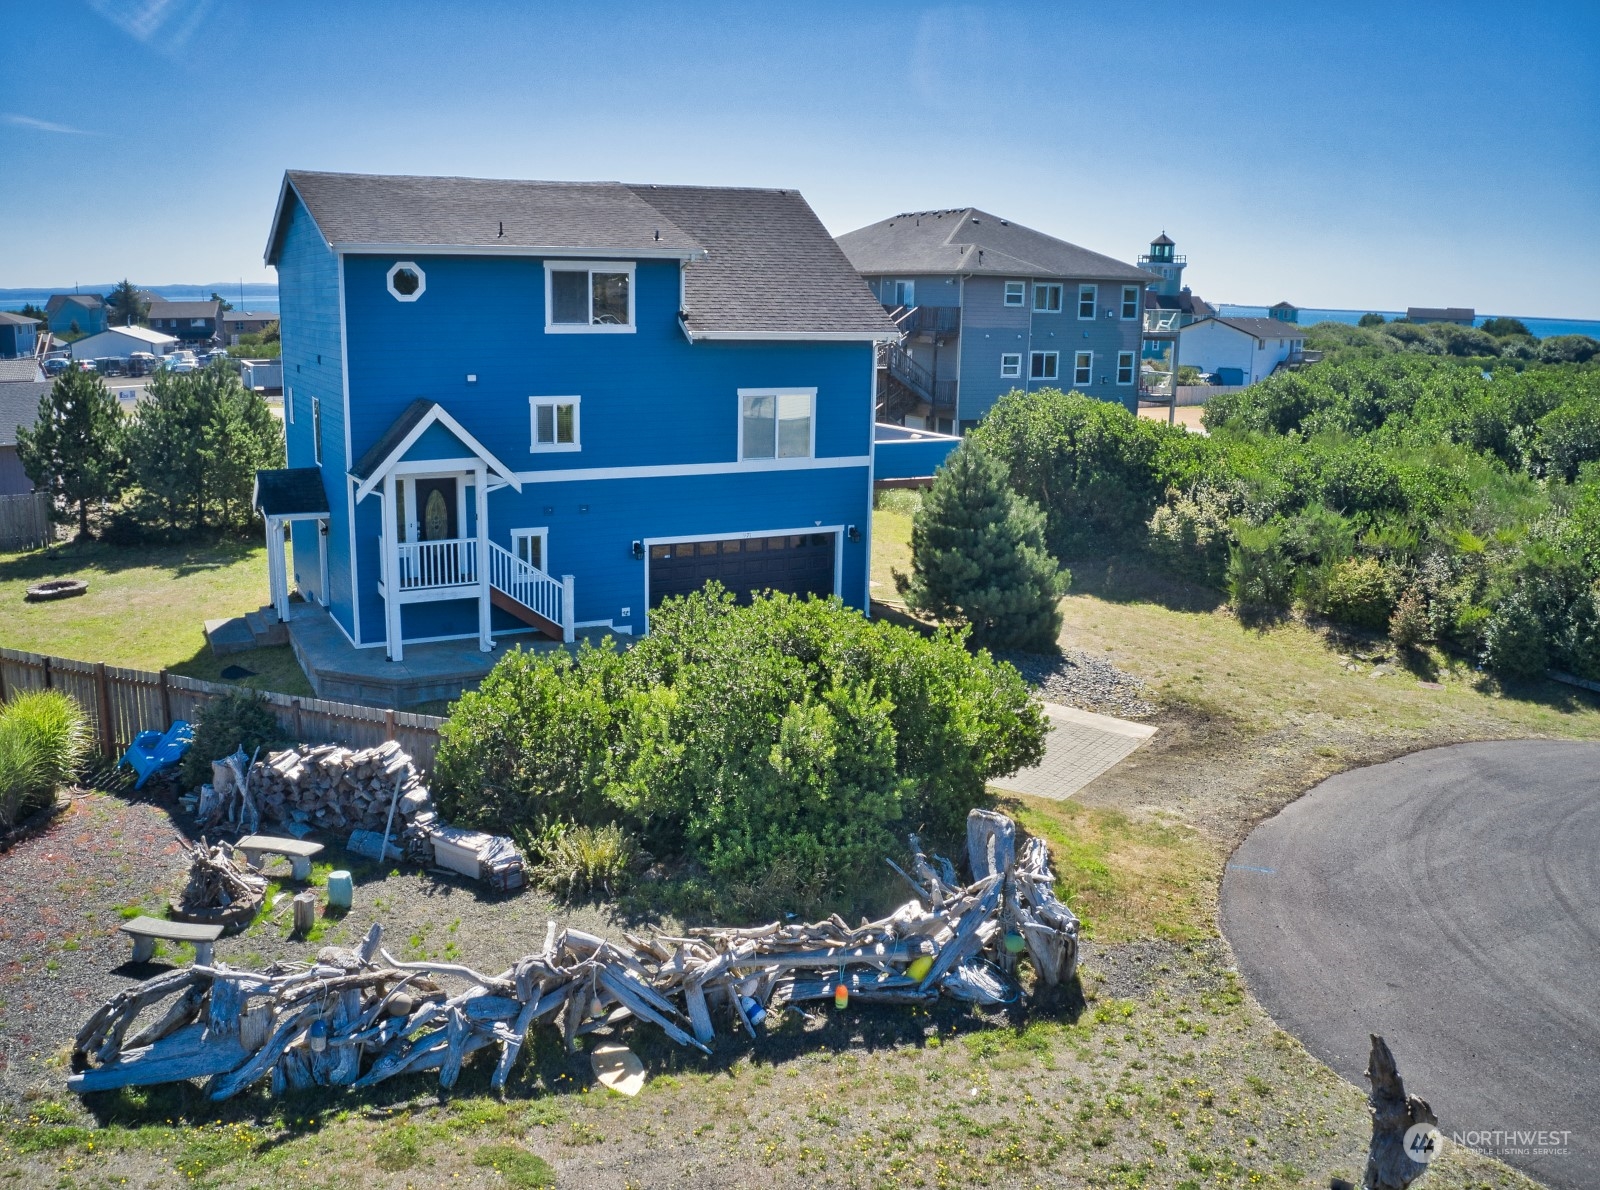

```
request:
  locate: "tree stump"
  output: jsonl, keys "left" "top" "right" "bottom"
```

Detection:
{"left": 291, "top": 891, "right": 317, "bottom": 937}
{"left": 1362, "top": 1033, "right": 1439, "bottom": 1190}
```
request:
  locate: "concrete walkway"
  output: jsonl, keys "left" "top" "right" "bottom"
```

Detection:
{"left": 990, "top": 701, "right": 1157, "bottom": 800}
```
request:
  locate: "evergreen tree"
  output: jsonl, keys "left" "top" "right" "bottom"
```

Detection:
{"left": 128, "top": 365, "right": 283, "bottom": 533}
{"left": 106, "top": 279, "right": 148, "bottom": 327}
{"left": 901, "top": 441, "right": 1068, "bottom": 651}
{"left": 15, "top": 369, "right": 129, "bottom": 538}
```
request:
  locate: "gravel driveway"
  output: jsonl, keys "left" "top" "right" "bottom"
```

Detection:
{"left": 1220, "top": 740, "right": 1600, "bottom": 1190}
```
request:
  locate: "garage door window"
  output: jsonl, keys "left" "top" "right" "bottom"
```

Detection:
{"left": 739, "top": 388, "right": 814, "bottom": 460}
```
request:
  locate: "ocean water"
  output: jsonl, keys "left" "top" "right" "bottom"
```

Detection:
{"left": 0, "top": 284, "right": 279, "bottom": 316}
{"left": 1218, "top": 304, "right": 1600, "bottom": 341}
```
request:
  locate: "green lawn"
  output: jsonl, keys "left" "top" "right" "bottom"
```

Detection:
{"left": 0, "top": 538, "right": 312, "bottom": 695}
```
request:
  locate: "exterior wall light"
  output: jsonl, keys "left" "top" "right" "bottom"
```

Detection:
{"left": 631, "top": 540, "right": 644, "bottom": 559}
{"left": 847, "top": 525, "right": 860, "bottom": 542}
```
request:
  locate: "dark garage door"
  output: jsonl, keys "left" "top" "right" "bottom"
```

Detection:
{"left": 649, "top": 533, "right": 836, "bottom": 607}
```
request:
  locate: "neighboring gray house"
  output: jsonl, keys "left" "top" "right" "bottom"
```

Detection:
{"left": 147, "top": 299, "right": 223, "bottom": 344}
{"left": 837, "top": 209, "right": 1153, "bottom": 432}
{"left": 0, "top": 380, "right": 49, "bottom": 495}
{"left": 1406, "top": 306, "right": 1475, "bottom": 326}
{"left": 0, "top": 311, "right": 39, "bottom": 360}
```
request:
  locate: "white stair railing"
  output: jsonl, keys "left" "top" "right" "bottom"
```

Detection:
{"left": 488, "top": 541, "right": 574, "bottom": 642}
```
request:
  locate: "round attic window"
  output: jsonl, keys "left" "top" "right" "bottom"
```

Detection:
{"left": 387, "top": 262, "right": 425, "bottom": 302}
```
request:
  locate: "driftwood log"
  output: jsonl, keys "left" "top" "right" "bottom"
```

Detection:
{"left": 1363, "top": 1034, "right": 1438, "bottom": 1190}
{"left": 70, "top": 810, "right": 1078, "bottom": 1101}
{"left": 169, "top": 840, "right": 267, "bottom": 932}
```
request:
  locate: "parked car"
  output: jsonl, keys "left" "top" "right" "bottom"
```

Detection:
{"left": 162, "top": 351, "right": 198, "bottom": 373}
{"left": 127, "top": 352, "right": 157, "bottom": 376}
{"left": 200, "top": 350, "right": 234, "bottom": 368}
{"left": 75, "top": 359, "right": 98, "bottom": 372}
{"left": 95, "top": 357, "right": 125, "bottom": 377}
{"left": 44, "top": 357, "right": 69, "bottom": 375}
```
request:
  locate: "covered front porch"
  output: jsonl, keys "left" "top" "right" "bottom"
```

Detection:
{"left": 351, "top": 400, "right": 575, "bottom": 662}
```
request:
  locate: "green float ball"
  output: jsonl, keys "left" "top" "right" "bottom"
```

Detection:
{"left": 1004, "top": 932, "right": 1027, "bottom": 954}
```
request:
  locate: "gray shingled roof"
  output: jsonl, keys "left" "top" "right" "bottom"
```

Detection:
{"left": 222, "top": 310, "right": 276, "bottom": 324}
{"left": 253, "top": 467, "right": 330, "bottom": 517}
{"left": 0, "top": 359, "right": 44, "bottom": 382}
{"left": 147, "top": 300, "right": 222, "bottom": 320}
{"left": 0, "top": 380, "right": 50, "bottom": 446}
{"left": 836, "top": 208, "right": 1152, "bottom": 283}
{"left": 274, "top": 171, "right": 703, "bottom": 261}
{"left": 45, "top": 293, "right": 102, "bottom": 314}
{"left": 267, "top": 171, "right": 895, "bottom": 340}
{"left": 1185, "top": 316, "right": 1305, "bottom": 340}
{"left": 351, "top": 399, "right": 435, "bottom": 482}
{"left": 627, "top": 184, "right": 896, "bottom": 339}
{"left": 0, "top": 311, "right": 40, "bottom": 327}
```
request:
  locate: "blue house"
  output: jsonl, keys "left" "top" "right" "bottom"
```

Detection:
{"left": 253, "top": 170, "right": 896, "bottom": 693}
{"left": 0, "top": 312, "right": 39, "bottom": 360}
{"left": 44, "top": 293, "right": 107, "bottom": 337}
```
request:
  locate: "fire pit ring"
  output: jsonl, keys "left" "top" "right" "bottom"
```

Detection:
{"left": 25, "top": 579, "right": 88, "bottom": 602}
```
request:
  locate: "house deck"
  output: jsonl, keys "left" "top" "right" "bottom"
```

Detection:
{"left": 285, "top": 602, "right": 613, "bottom": 708}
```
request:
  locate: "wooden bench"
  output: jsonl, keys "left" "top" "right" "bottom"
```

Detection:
{"left": 234, "top": 835, "right": 324, "bottom": 881}
{"left": 120, "top": 916, "right": 223, "bottom": 966}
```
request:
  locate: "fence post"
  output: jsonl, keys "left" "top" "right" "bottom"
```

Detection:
{"left": 293, "top": 697, "right": 303, "bottom": 740}
{"left": 158, "top": 669, "right": 172, "bottom": 725}
{"left": 94, "top": 662, "right": 116, "bottom": 757}
{"left": 0, "top": 653, "right": 7, "bottom": 705}
{"left": 384, "top": 708, "right": 397, "bottom": 743}
{"left": 41, "top": 654, "right": 52, "bottom": 690}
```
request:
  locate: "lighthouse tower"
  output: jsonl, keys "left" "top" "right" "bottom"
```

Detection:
{"left": 1140, "top": 232, "right": 1185, "bottom": 298}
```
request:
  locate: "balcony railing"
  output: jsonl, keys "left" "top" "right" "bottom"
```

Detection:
{"left": 394, "top": 537, "right": 478, "bottom": 590}
{"left": 886, "top": 304, "right": 961, "bottom": 339}
{"left": 1143, "top": 310, "right": 1182, "bottom": 334}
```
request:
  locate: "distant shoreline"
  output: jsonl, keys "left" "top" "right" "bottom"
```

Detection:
{"left": 1217, "top": 304, "right": 1599, "bottom": 340}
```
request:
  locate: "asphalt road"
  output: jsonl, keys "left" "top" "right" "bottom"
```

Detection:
{"left": 1221, "top": 741, "right": 1600, "bottom": 1188}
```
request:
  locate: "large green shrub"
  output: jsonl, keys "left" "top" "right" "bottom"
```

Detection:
{"left": 1310, "top": 556, "right": 1393, "bottom": 630}
{"left": 182, "top": 690, "right": 287, "bottom": 788}
{"left": 0, "top": 691, "right": 89, "bottom": 832}
{"left": 1226, "top": 522, "right": 1294, "bottom": 612}
{"left": 435, "top": 588, "right": 1046, "bottom": 895}
{"left": 901, "top": 441, "right": 1068, "bottom": 651}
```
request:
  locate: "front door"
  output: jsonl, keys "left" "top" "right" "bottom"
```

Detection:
{"left": 412, "top": 478, "right": 458, "bottom": 541}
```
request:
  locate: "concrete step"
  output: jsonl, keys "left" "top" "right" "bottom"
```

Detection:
{"left": 245, "top": 607, "right": 289, "bottom": 648}
{"left": 204, "top": 616, "right": 255, "bottom": 657}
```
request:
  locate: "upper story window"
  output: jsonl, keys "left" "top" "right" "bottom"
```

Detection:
{"left": 1000, "top": 353, "right": 1022, "bottom": 378}
{"left": 739, "top": 388, "right": 814, "bottom": 460}
{"left": 1029, "top": 351, "right": 1058, "bottom": 380}
{"left": 1004, "top": 281, "right": 1026, "bottom": 307}
{"left": 544, "top": 261, "right": 635, "bottom": 333}
{"left": 891, "top": 279, "right": 915, "bottom": 306}
{"left": 1033, "top": 283, "right": 1063, "bottom": 313}
{"left": 1116, "top": 351, "right": 1135, "bottom": 385}
{"left": 387, "top": 261, "right": 425, "bottom": 302}
{"left": 190, "top": 318, "right": 207, "bottom": 328}
{"left": 1121, "top": 286, "right": 1140, "bottom": 320}
{"left": 1078, "top": 284, "right": 1097, "bottom": 319}
{"left": 530, "top": 396, "right": 581, "bottom": 452}
{"left": 1073, "top": 350, "right": 1093, "bottom": 385}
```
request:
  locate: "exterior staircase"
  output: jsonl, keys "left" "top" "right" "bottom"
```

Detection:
{"left": 487, "top": 541, "right": 574, "bottom": 642}
{"left": 205, "top": 605, "right": 290, "bottom": 656}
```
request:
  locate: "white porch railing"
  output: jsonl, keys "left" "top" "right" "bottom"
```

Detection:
{"left": 395, "top": 537, "right": 478, "bottom": 590}
{"left": 488, "top": 541, "right": 574, "bottom": 642}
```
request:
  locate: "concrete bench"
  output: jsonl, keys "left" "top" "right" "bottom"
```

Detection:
{"left": 235, "top": 835, "right": 325, "bottom": 881}
{"left": 120, "top": 916, "right": 224, "bottom": 966}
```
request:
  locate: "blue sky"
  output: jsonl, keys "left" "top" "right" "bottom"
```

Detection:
{"left": 2, "top": 1, "right": 1596, "bottom": 317}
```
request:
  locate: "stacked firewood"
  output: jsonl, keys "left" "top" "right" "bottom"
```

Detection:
{"left": 69, "top": 810, "right": 1078, "bottom": 1101}
{"left": 255, "top": 742, "right": 432, "bottom": 834}
{"left": 169, "top": 841, "right": 268, "bottom": 930}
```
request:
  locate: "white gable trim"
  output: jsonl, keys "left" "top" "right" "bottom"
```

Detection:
{"left": 352, "top": 403, "right": 522, "bottom": 501}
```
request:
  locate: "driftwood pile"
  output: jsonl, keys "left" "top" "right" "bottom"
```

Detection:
{"left": 169, "top": 841, "right": 268, "bottom": 931}
{"left": 69, "top": 810, "right": 1077, "bottom": 1101}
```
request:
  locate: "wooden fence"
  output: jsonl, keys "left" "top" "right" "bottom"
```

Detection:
{"left": 0, "top": 491, "right": 52, "bottom": 550}
{"left": 0, "top": 648, "right": 445, "bottom": 775}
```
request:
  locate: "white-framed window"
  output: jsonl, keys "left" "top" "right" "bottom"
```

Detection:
{"left": 1074, "top": 351, "right": 1093, "bottom": 385}
{"left": 1078, "top": 284, "right": 1097, "bottom": 319}
{"left": 311, "top": 397, "right": 322, "bottom": 464}
{"left": 510, "top": 527, "right": 549, "bottom": 574}
{"left": 1000, "top": 353, "right": 1022, "bottom": 378}
{"left": 1121, "top": 286, "right": 1139, "bottom": 320}
{"left": 387, "top": 261, "right": 425, "bottom": 302}
{"left": 738, "top": 387, "right": 815, "bottom": 460}
{"left": 1029, "top": 351, "right": 1058, "bottom": 380}
{"left": 1033, "top": 283, "right": 1063, "bottom": 313}
{"left": 529, "top": 396, "right": 581, "bottom": 451}
{"left": 1116, "top": 351, "right": 1135, "bottom": 385}
{"left": 892, "top": 279, "right": 915, "bottom": 306}
{"left": 1003, "top": 281, "right": 1026, "bottom": 307}
{"left": 544, "top": 261, "right": 635, "bottom": 332}
{"left": 190, "top": 318, "right": 207, "bottom": 327}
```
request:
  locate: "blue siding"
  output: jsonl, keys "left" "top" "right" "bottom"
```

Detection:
{"left": 874, "top": 435, "right": 959, "bottom": 481}
{"left": 276, "top": 193, "right": 350, "bottom": 635}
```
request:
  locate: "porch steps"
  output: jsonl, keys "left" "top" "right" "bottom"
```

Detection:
{"left": 489, "top": 587, "right": 564, "bottom": 641}
{"left": 205, "top": 606, "right": 289, "bottom": 656}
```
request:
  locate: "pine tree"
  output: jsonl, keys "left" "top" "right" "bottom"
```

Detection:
{"left": 15, "top": 369, "right": 129, "bottom": 538}
{"left": 106, "top": 279, "right": 148, "bottom": 327}
{"left": 901, "top": 441, "right": 1068, "bottom": 651}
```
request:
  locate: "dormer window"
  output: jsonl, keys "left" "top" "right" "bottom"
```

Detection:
{"left": 544, "top": 261, "right": 635, "bottom": 333}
